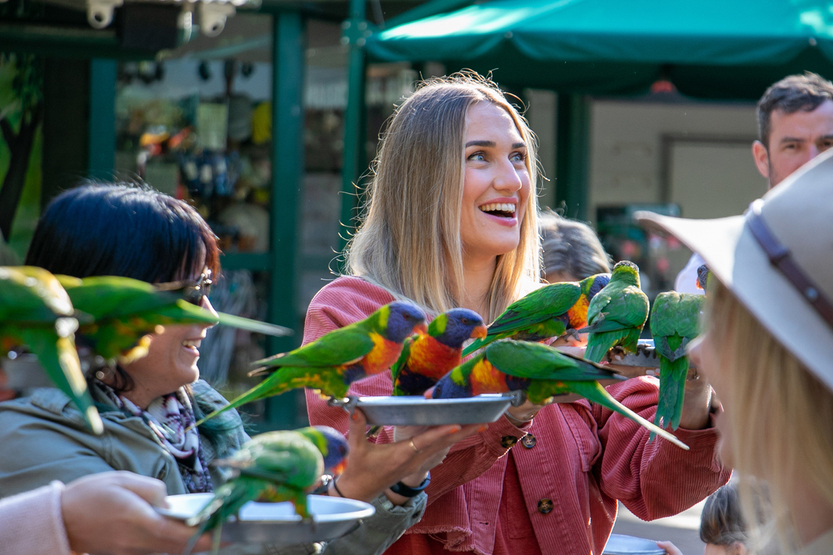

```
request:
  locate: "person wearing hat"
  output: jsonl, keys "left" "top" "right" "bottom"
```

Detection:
{"left": 675, "top": 72, "right": 833, "bottom": 295}
{"left": 636, "top": 149, "right": 833, "bottom": 555}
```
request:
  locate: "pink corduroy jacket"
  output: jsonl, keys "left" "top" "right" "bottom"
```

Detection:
{"left": 304, "top": 276, "right": 731, "bottom": 555}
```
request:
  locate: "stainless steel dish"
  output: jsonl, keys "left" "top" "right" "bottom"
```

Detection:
{"left": 340, "top": 394, "right": 516, "bottom": 426}
{"left": 156, "top": 493, "right": 375, "bottom": 546}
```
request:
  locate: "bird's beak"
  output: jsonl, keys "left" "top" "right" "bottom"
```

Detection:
{"left": 414, "top": 322, "right": 428, "bottom": 335}
{"left": 332, "top": 460, "right": 348, "bottom": 476}
{"left": 471, "top": 325, "right": 488, "bottom": 339}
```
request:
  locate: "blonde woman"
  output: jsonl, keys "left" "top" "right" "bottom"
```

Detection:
{"left": 638, "top": 151, "right": 833, "bottom": 555}
{"left": 306, "top": 72, "right": 729, "bottom": 555}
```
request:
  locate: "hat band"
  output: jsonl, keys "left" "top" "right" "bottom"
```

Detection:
{"left": 746, "top": 200, "right": 833, "bottom": 330}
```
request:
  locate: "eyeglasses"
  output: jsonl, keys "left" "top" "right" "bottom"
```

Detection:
{"left": 184, "top": 270, "right": 213, "bottom": 306}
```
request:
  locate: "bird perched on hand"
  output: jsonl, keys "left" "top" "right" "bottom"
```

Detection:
{"left": 0, "top": 266, "right": 102, "bottom": 433}
{"left": 187, "top": 426, "right": 348, "bottom": 547}
{"left": 57, "top": 275, "right": 291, "bottom": 366}
{"left": 392, "top": 308, "right": 487, "bottom": 396}
{"left": 431, "top": 339, "right": 687, "bottom": 450}
{"left": 650, "top": 291, "right": 704, "bottom": 435}
{"left": 581, "top": 261, "right": 650, "bottom": 363}
{"left": 197, "top": 301, "right": 427, "bottom": 425}
{"left": 462, "top": 273, "right": 610, "bottom": 357}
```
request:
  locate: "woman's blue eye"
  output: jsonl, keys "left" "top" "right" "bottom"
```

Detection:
{"left": 468, "top": 152, "right": 486, "bottom": 161}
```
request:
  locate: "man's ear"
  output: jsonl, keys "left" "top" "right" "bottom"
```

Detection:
{"left": 752, "top": 140, "right": 770, "bottom": 179}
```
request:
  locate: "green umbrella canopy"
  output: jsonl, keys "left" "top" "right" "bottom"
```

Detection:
{"left": 366, "top": 0, "right": 833, "bottom": 98}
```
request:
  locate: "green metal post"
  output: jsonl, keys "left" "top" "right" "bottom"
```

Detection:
{"left": 265, "top": 10, "right": 306, "bottom": 429}
{"left": 554, "top": 94, "right": 590, "bottom": 221}
{"left": 338, "top": 0, "right": 368, "bottom": 254}
{"left": 88, "top": 59, "right": 116, "bottom": 180}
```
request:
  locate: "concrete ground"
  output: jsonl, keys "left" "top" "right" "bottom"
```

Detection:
{"left": 610, "top": 500, "right": 706, "bottom": 555}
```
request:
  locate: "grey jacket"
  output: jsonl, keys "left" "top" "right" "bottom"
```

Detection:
{"left": 0, "top": 382, "right": 424, "bottom": 554}
{"left": 0, "top": 379, "right": 248, "bottom": 498}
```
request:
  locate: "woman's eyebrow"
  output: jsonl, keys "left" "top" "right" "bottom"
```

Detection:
{"left": 464, "top": 140, "right": 527, "bottom": 149}
{"left": 465, "top": 140, "right": 495, "bottom": 148}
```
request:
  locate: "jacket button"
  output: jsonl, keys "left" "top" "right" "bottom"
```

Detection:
{"left": 537, "top": 498, "right": 553, "bottom": 514}
{"left": 521, "top": 434, "right": 537, "bottom": 449}
{"left": 500, "top": 435, "right": 518, "bottom": 448}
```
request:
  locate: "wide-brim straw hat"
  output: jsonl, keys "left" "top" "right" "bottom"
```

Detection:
{"left": 634, "top": 149, "right": 833, "bottom": 393}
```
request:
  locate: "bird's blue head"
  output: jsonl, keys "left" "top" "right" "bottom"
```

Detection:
{"left": 383, "top": 301, "right": 428, "bottom": 343}
{"left": 429, "top": 308, "right": 487, "bottom": 348}
{"left": 696, "top": 264, "right": 710, "bottom": 292}
{"left": 581, "top": 273, "right": 611, "bottom": 300}
{"left": 300, "top": 426, "right": 349, "bottom": 475}
{"left": 431, "top": 372, "right": 472, "bottom": 399}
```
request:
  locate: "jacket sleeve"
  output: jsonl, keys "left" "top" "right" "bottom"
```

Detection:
{"left": 589, "top": 376, "right": 731, "bottom": 520}
{"left": 323, "top": 492, "right": 428, "bottom": 555}
{"left": 304, "top": 278, "right": 528, "bottom": 505}
{"left": 0, "top": 481, "right": 71, "bottom": 555}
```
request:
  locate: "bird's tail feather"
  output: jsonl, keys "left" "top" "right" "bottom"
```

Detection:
{"left": 194, "top": 372, "right": 291, "bottom": 426}
{"left": 569, "top": 381, "right": 689, "bottom": 450}
{"left": 651, "top": 356, "right": 689, "bottom": 440}
{"left": 584, "top": 332, "right": 624, "bottom": 363}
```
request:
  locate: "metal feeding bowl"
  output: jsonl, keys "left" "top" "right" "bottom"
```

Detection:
{"left": 336, "top": 394, "right": 516, "bottom": 426}
{"left": 157, "top": 493, "right": 375, "bottom": 546}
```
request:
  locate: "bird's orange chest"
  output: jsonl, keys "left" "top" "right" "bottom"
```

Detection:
{"left": 568, "top": 295, "right": 591, "bottom": 328}
{"left": 470, "top": 360, "right": 507, "bottom": 395}
{"left": 362, "top": 332, "right": 402, "bottom": 374}
{"left": 409, "top": 336, "right": 460, "bottom": 379}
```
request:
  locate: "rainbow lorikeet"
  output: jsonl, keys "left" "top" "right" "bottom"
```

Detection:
{"left": 392, "top": 308, "right": 487, "bottom": 396}
{"left": 197, "top": 301, "right": 428, "bottom": 425}
{"left": 582, "top": 261, "right": 650, "bottom": 363}
{"left": 462, "top": 273, "right": 610, "bottom": 357}
{"left": 431, "top": 339, "right": 688, "bottom": 450}
{"left": 696, "top": 264, "right": 711, "bottom": 293}
{"left": 650, "top": 291, "right": 704, "bottom": 436}
{"left": 0, "top": 266, "right": 102, "bottom": 434}
{"left": 57, "top": 275, "right": 291, "bottom": 365}
{"left": 187, "top": 426, "right": 348, "bottom": 550}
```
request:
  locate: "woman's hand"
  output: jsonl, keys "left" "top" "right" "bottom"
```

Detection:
{"left": 61, "top": 471, "right": 213, "bottom": 555}
{"left": 656, "top": 540, "right": 684, "bottom": 555}
{"left": 329, "top": 409, "right": 482, "bottom": 505}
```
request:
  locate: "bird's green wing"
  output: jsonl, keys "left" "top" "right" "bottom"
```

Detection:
{"left": 0, "top": 266, "right": 75, "bottom": 322}
{"left": 255, "top": 322, "right": 376, "bottom": 368}
{"left": 585, "top": 285, "right": 649, "bottom": 333}
{"left": 485, "top": 340, "right": 618, "bottom": 381}
{"left": 675, "top": 294, "right": 704, "bottom": 340}
{"left": 486, "top": 283, "right": 581, "bottom": 335}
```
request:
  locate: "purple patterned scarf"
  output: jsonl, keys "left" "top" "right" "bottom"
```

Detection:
{"left": 95, "top": 381, "right": 213, "bottom": 493}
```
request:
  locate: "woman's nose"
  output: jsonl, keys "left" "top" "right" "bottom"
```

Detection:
{"left": 200, "top": 295, "right": 220, "bottom": 322}
{"left": 493, "top": 159, "right": 524, "bottom": 193}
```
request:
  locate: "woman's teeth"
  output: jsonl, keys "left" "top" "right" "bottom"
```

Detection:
{"left": 182, "top": 340, "right": 201, "bottom": 349}
{"left": 479, "top": 203, "right": 515, "bottom": 214}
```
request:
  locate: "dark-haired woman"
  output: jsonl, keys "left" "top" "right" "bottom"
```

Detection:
{"left": 0, "top": 183, "right": 479, "bottom": 555}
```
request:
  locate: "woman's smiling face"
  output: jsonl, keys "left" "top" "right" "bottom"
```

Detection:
{"left": 460, "top": 101, "right": 531, "bottom": 264}
{"left": 120, "top": 267, "right": 219, "bottom": 409}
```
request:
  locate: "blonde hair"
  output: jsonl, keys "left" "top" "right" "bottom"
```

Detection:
{"left": 344, "top": 72, "right": 541, "bottom": 321}
{"left": 706, "top": 280, "right": 833, "bottom": 554}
